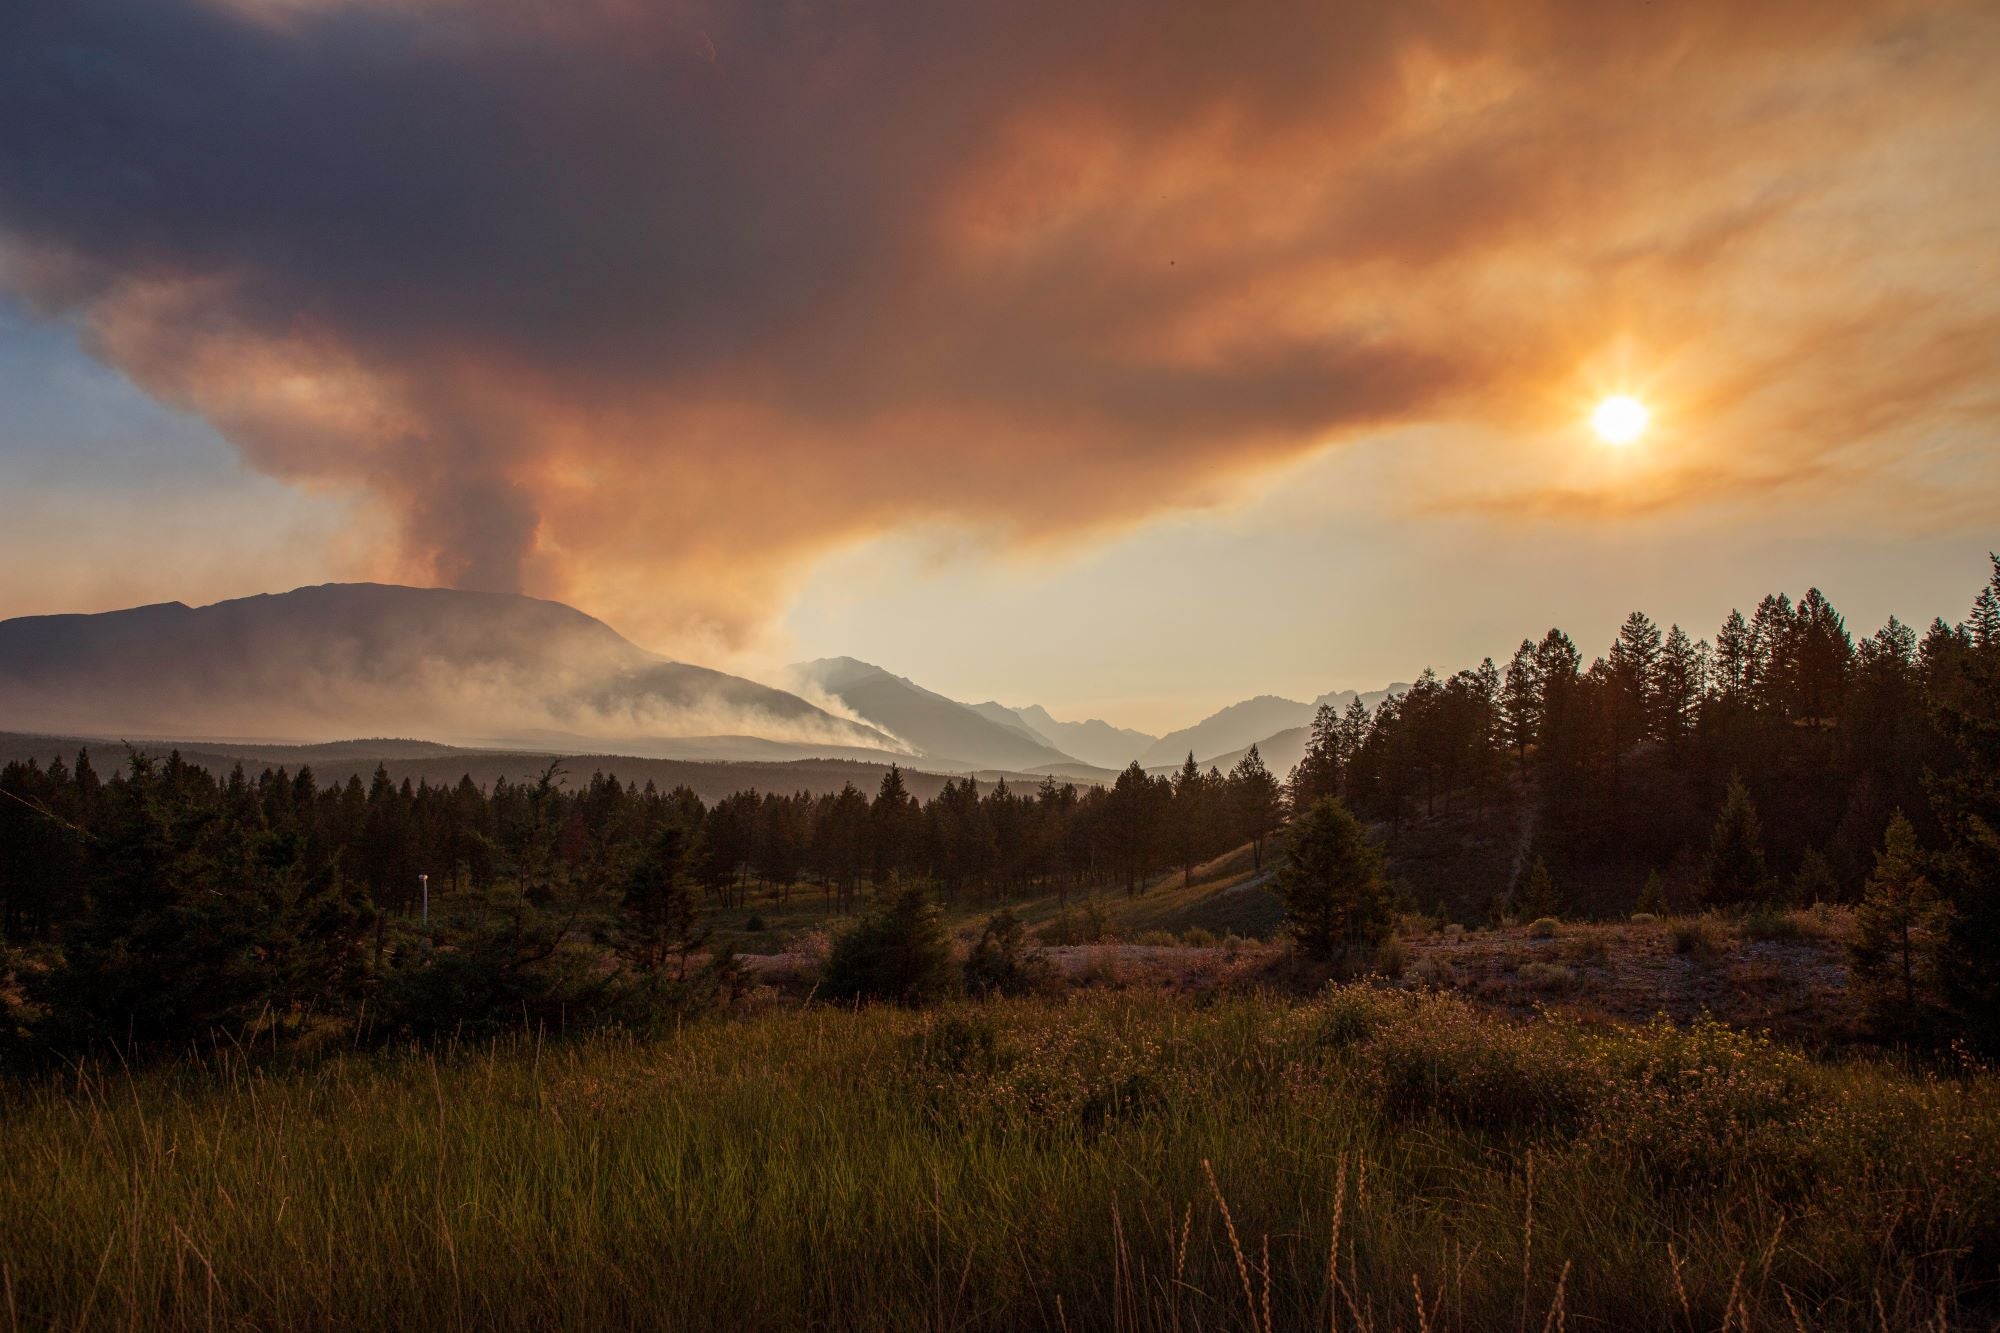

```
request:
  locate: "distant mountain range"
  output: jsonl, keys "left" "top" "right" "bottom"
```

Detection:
{"left": 0, "top": 583, "right": 1402, "bottom": 781}
{"left": 786, "top": 658, "right": 1082, "bottom": 774}
{"left": 1136, "top": 686, "right": 1408, "bottom": 772}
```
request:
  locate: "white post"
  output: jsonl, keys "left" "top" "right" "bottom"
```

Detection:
{"left": 420, "top": 873, "right": 429, "bottom": 925}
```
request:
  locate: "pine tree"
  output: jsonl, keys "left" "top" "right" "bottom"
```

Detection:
{"left": 1635, "top": 869, "right": 1667, "bottom": 916}
{"left": 1501, "top": 638, "right": 1541, "bottom": 760}
{"left": 1700, "top": 774, "right": 1769, "bottom": 907}
{"left": 1289, "top": 703, "right": 1345, "bottom": 812}
{"left": 1791, "top": 588, "right": 1854, "bottom": 725}
{"left": 1962, "top": 554, "right": 2000, "bottom": 652}
{"left": 1791, "top": 847, "right": 1842, "bottom": 904}
{"left": 1657, "top": 624, "right": 1703, "bottom": 744}
{"left": 1276, "top": 797, "right": 1389, "bottom": 962}
{"left": 1609, "top": 611, "right": 1663, "bottom": 741}
{"left": 820, "top": 883, "right": 958, "bottom": 1006}
{"left": 1512, "top": 856, "right": 1564, "bottom": 921}
{"left": 622, "top": 818, "right": 702, "bottom": 971}
{"left": 1171, "top": 753, "right": 1217, "bottom": 887}
{"left": 1849, "top": 811, "right": 1945, "bottom": 1042}
{"left": 1929, "top": 620, "right": 2000, "bottom": 1052}
{"left": 1229, "top": 746, "right": 1283, "bottom": 871}
{"left": 1714, "top": 609, "right": 1752, "bottom": 701}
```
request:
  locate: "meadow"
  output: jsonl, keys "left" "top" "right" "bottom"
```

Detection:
{"left": 3, "top": 985, "right": 1994, "bottom": 1331}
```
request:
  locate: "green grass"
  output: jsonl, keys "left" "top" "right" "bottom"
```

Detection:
{"left": 1, "top": 988, "right": 1993, "bottom": 1331}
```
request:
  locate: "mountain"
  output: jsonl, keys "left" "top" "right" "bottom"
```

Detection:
{"left": 787, "top": 658, "right": 1079, "bottom": 772}
{"left": 0, "top": 584, "right": 901, "bottom": 758}
{"left": 966, "top": 701, "right": 1059, "bottom": 747}
{"left": 1137, "top": 695, "right": 1316, "bottom": 769}
{"left": 1004, "top": 704, "right": 1156, "bottom": 770}
{"left": 1180, "top": 685, "right": 1412, "bottom": 775}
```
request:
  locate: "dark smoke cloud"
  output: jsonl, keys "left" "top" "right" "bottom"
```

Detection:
{"left": 2, "top": 0, "right": 1994, "bottom": 643}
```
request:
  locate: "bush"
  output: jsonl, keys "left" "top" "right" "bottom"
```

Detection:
{"left": 1373, "top": 934, "right": 1408, "bottom": 978}
{"left": 373, "top": 895, "right": 608, "bottom": 1040}
{"left": 1409, "top": 954, "right": 1458, "bottom": 989}
{"left": 744, "top": 913, "right": 766, "bottom": 932}
{"left": 1740, "top": 904, "right": 1804, "bottom": 941}
{"left": 962, "top": 910, "right": 1054, "bottom": 999}
{"left": 1670, "top": 917, "right": 1725, "bottom": 960}
{"left": 1560, "top": 926, "right": 1611, "bottom": 962}
{"left": 1526, "top": 917, "right": 1560, "bottom": 939}
{"left": 1039, "top": 900, "right": 1112, "bottom": 946}
{"left": 819, "top": 886, "right": 959, "bottom": 1006}
{"left": 1629, "top": 912, "right": 1659, "bottom": 925}
{"left": 1134, "top": 930, "right": 1178, "bottom": 947}
{"left": 1181, "top": 926, "right": 1219, "bottom": 947}
{"left": 1519, "top": 961, "right": 1576, "bottom": 993}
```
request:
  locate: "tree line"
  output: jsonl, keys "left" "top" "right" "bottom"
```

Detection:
{"left": 3, "top": 554, "right": 1998, "bottom": 1056}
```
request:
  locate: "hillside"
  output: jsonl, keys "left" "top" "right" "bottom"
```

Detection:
{"left": 0, "top": 584, "right": 898, "bottom": 759}
{"left": 787, "top": 658, "right": 1079, "bottom": 772}
{"left": 0, "top": 732, "right": 1091, "bottom": 804}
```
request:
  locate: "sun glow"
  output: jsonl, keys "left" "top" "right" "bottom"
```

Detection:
{"left": 1591, "top": 395, "right": 1650, "bottom": 445}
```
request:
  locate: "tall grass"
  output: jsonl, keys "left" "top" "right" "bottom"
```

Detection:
{"left": 1, "top": 989, "right": 1993, "bottom": 1330}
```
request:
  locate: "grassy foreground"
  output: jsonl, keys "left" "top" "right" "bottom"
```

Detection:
{"left": 2, "top": 989, "right": 1995, "bottom": 1331}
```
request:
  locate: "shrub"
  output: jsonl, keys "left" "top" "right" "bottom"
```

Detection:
{"left": 1134, "top": 930, "right": 1178, "bottom": 948}
{"left": 1181, "top": 926, "right": 1219, "bottom": 947}
{"left": 1039, "top": 900, "right": 1112, "bottom": 946}
{"left": 1636, "top": 869, "right": 1668, "bottom": 916}
{"left": 1409, "top": 955, "right": 1459, "bottom": 989}
{"left": 1560, "top": 926, "right": 1611, "bottom": 962}
{"left": 962, "top": 909, "right": 1054, "bottom": 999}
{"left": 819, "top": 885, "right": 959, "bottom": 1006}
{"left": 1373, "top": 934, "right": 1408, "bottom": 978}
{"left": 372, "top": 895, "right": 608, "bottom": 1040}
{"left": 1519, "top": 961, "right": 1576, "bottom": 993}
{"left": 1629, "top": 912, "right": 1659, "bottom": 925}
{"left": 1670, "top": 917, "right": 1725, "bottom": 960}
{"left": 1355, "top": 990, "right": 1589, "bottom": 1133}
{"left": 1740, "top": 904, "right": 1803, "bottom": 941}
{"left": 1526, "top": 917, "right": 1560, "bottom": 940}
{"left": 744, "top": 913, "right": 766, "bottom": 932}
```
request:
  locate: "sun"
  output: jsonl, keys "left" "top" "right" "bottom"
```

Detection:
{"left": 1591, "top": 394, "right": 1650, "bottom": 445}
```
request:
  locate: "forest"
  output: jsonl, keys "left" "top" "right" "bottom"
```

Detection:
{"left": 4, "top": 557, "right": 2000, "bottom": 1058}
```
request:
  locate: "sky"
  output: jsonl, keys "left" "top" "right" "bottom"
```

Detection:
{"left": 2, "top": 0, "right": 1997, "bottom": 734}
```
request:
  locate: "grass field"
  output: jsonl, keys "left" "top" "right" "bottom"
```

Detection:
{"left": 3, "top": 986, "right": 1993, "bottom": 1331}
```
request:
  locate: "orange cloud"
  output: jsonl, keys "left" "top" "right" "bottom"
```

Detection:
{"left": 2, "top": 0, "right": 1994, "bottom": 649}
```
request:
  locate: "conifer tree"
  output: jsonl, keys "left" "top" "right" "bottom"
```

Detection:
{"left": 1849, "top": 811, "right": 1945, "bottom": 1042}
{"left": 1229, "top": 746, "right": 1283, "bottom": 871}
{"left": 1609, "top": 611, "right": 1663, "bottom": 741}
{"left": 1501, "top": 638, "right": 1541, "bottom": 759}
{"left": 1276, "top": 797, "right": 1389, "bottom": 962}
{"left": 622, "top": 818, "right": 702, "bottom": 971}
{"left": 1700, "top": 774, "right": 1769, "bottom": 907}
{"left": 1635, "top": 869, "right": 1667, "bottom": 916}
{"left": 1792, "top": 847, "right": 1842, "bottom": 904}
{"left": 1289, "top": 703, "right": 1346, "bottom": 813}
{"left": 1714, "top": 609, "right": 1752, "bottom": 701}
{"left": 1512, "top": 856, "right": 1564, "bottom": 920}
